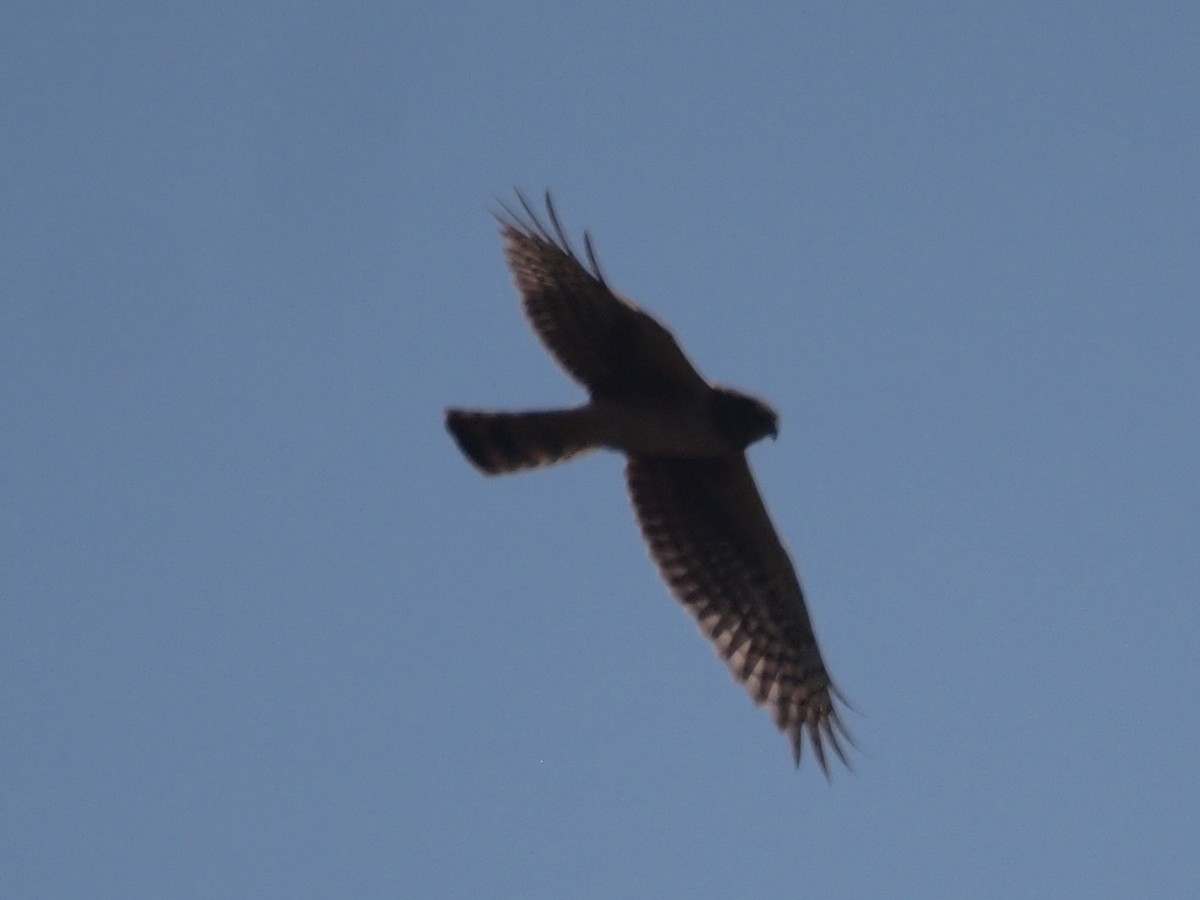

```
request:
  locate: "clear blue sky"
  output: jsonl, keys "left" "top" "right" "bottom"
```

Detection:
{"left": 3, "top": 3, "right": 1198, "bottom": 897}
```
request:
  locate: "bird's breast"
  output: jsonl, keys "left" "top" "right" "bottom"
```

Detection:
{"left": 591, "top": 395, "right": 738, "bottom": 458}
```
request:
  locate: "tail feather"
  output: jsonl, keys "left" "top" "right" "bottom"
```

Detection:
{"left": 445, "top": 407, "right": 600, "bottom": 475}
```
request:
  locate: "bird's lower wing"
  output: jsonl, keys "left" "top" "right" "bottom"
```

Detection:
{"left": 625, "top": 455, "right": 851, "bottom": 773}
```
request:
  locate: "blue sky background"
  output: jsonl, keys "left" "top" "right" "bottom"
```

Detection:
{"left": 3, "top": 2, "right": 1198, "bottom": 897}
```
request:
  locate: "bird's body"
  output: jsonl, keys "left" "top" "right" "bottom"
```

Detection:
{"left": 449, "top": 388, "right": 771, "bottom": 473}
{"left": 446, "top": 193, "right": 851, "bottom": 774}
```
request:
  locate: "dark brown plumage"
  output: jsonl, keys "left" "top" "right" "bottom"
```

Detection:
{"left": 446, "top": 192, "right": 852, "bottom": 774}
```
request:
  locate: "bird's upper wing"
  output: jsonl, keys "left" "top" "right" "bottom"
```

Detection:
{"left": 497, "top": 192, "right": 708, "bottom": 399}
{"left": 625, "top": 455, "right": 851, "bottom": 774}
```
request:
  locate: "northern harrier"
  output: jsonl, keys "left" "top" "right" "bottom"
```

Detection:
{"left": 446, "top": 193, "right": 851, "bottom": 773}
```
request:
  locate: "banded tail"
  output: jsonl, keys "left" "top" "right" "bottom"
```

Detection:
{"left": 445, "top": 407, "right": 601, "bottom": 475}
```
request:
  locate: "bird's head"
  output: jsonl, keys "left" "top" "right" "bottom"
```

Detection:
{"left": 711, "top": 387, "right": 779, "bottom": 449}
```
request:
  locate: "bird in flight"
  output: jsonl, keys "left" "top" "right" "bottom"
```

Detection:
{"left": 445, "top": 192, "right": 851, "bottom": 774}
